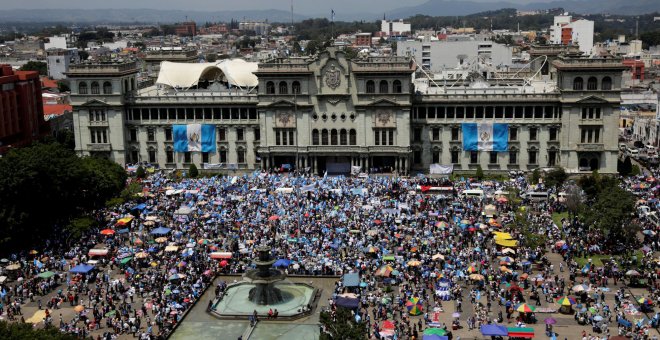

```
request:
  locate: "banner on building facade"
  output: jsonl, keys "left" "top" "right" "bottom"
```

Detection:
{"left": 173, "top": 124, "right": 216, "bottom": 153}
{"left": 462, "top": 123, "right": 508, "bottom": 152}
{"left": 429, "top": 164, "right": 453, "bottom": 175}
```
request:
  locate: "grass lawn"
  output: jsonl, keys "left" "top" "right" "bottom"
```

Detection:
{"left": 574, "top": 250, "right": 644, "bottom": 268}
{"left": 551, "top": 211, "right": 569, "bottom": 228}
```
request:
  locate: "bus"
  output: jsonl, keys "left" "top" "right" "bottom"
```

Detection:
{"left": 461, "top": 189, "right": 484, "bottom": 198}
{"left": 523, "top": 191, "right": 549, "bottom": 201}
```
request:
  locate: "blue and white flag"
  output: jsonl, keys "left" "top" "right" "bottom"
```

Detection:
{"left": 462, "top": 123, "right": 508, "bottom": 151}
{"left": 173, "top": 124, "right": 216, "bottom": 153}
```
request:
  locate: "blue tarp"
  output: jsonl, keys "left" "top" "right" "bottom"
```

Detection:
{"left": 150, "top": 227, "right": 171, "bottom": 235}
{"left": 117, "top": 228, "right": 130, "bottom": 234}
{"left": 334, "top": 297, "right": 359, "bottom": 309}
{"left": 133, "top": 203, "right": 147, "bottom": 210}
{"left": 343, "top": 272, "right": 360, "bottom": 287}
{"left": 480, "top": 324, "right": 508, "bottom": 336}
{"left": 69, "top": 264, "right": 94, "bottom": 274}
{"left": 273, "top": 259, "right": 291, "bottom": 268}
{"left": 618, "top": 317, "right": 632, "bottom": 327}
{"left": 422, "top": 336, "right": 448, "bottom": 340}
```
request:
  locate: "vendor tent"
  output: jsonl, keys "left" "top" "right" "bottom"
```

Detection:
{"left": 480, "top": 324, "right": 508, "bottom": 336}
{"left": 69, "top": 264, "right": 94, "bottom": 274}
{"left": 334, "top": 297, "right": 359, "bottom": 309}
{"left": 343, "top": 272, "right": 360, "bottom": 288}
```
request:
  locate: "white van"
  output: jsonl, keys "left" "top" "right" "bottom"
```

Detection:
{"left": 629, "top": 148, "right": 639, "bottom": 156}
{"left": 523, "top": 191, "right": 550, "bottom": 201}
{"left": 461, "top": 189, "right": 484, "bottom": 198}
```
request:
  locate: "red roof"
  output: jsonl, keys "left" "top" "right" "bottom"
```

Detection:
{"left": 41, "top": 77, "right": 58, "bottom": 89}
{"left": 43, "top": 104, "right": 72, "bottom": 116}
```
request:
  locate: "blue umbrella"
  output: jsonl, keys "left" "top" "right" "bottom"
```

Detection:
{"left": 273, "top": 259, "right": 291, "bottom": 268}
{"left": 117, "top": 228, "right": 130, "bottom": 234}
{"left": 150, "top": 227, "right": 171, "bottom": 235}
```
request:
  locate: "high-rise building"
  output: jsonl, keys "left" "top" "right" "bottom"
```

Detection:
{"left": 0, "top": 65, "right": 48, "bottom": 154}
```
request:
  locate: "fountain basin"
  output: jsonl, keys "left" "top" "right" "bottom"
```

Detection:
{"left": 211, "top": 281, "right": 316, "bottom": 319}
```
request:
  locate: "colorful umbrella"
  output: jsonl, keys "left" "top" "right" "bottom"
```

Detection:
{"left": 638, "top": 297, "right": 653, "bottom": 305}
{"left": 74, "top": 305, "right": 85, "bottom": 313}
{"left": 197, "top": 238, "right": 212, "bottom": 245}
{"left": 268, "top": 215, "right": 279, "bottom": 221}
{"left": 100, "top": 229, "right": 115, "bottom": 235}
{"left": 555, "top": 296, "right": 577, "bottom": 306}
{"left": 155, "top": 237, "right": 168, "bottom": 243}
{"left": 405, "top": 297, "right": 423, "bottom": 315}
{"left": 500, "top": 256, "right": 514, "bottom": 263}
{"left": 467, "top": 265, "right": 477, "bottom": 273}
{"left": 408, "top": 260, "right": 422, "bottom": 266}
{"left": 423, "top": 328, "right": 448, "bottom": 336}
{"left": 544, "top": 317, "right": 557, "bottom": 325}
{"left": 515, "top": 303, "right": 536, "bottom": 313}
{"left": 375, "top": 265, "right": 393, "bottom": 277}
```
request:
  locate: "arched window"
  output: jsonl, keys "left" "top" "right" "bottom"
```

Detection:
{"left": 292, "top": 81, "right": 301, "bottom": 94}
{"left": 379, "top": 80, "right": 389, "bottom": 93}
{"left": 103, "top": 81, "right": 112, "bottom": 94}
{"left": 602, "top": 76, "right": 612, "bottom": 90}
{"left": 165, "top": 146, "right": 174, "bottom": 163}
{"left": 393, "top": 80, "right": 402, "bottom": 93}
{"left": 587, "top": 77, "right": 597, "bottom": 90}
{"left": 312, "top": 129, "right": 319, "bottom": 145}
{"left": 266, "top": 81, "right": 275, "bottom": 94}
{"left": 279, "top": 81, "right": 288, "bottom": 94}
{"left": 349, "top": 129, "right": 357, "bottom": 145}
{"left": 90, "top": 81, "right": 100, "bottom": 94}
{"left": 330, "top": 129, "right": 338, "bottom": 145}
{"left": 147, "top": 146, "right": 156, "bottom": 163}
{"left": 321, "top": 129, "right": 328, "bottom": 145}
{"left": 573, "top": 77, "right": 583, "bottom": 91}
{"left": 78, "top": 82, "right": 88, "bottom": 94}
{"left": 366, "top": 80, "right": 375, "bottom": 94}
{"left": 340, "top": 129, "right": 347, "bottom": 145}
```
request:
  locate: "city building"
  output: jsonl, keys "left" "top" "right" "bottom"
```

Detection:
{"left": 0, "top": 65, "right": 49, "bottom": 154}
{"left": 354, "top": 33, "right": 372, "bottom": 48}
{"left": 175, "top": 22, "right": 197, "bottom": 37}
{"left": 549, "top": 14, "right": 594, "bottom": 55}
{"left": 397, "top": 40, "right": 513, "bottom": 72}
{"left": 380, "top": 20, "right": 411, "bottom": 38}
{"left": 67, "top": 47, "right": 626, "bottom": 174}
{"left": 46, "top": 48, "right": 80, "bottom": 80}
{"left": 239, "top": 22, "right": 271, "bottom": 36}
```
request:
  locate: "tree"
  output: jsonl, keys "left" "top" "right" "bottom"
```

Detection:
{"left": 135, "top": 166, "right": 146, "bottom": 179}
{"left": 582, "top": 185, "right": 638, "bottom": 251}
{"left": 319, "top": 307, "right": 367, "bottom": 340}
{"left": 530, "top": 168, "right": 541, "bottom": 185}
{"left": 189, "top": 164, "right": 199, "bottom": 178}
{"left": 618, "top": 156, "right": 632, "bottom": 176}
{"left": 57, "top": 80, "right": 70, "bottom": 93}
{"left": 544, "top": 168, "right": 567, "bottom": 188}
{"left": 0, "top": 320, "right": 77, "bottom": 339}
{"left": 475, "top": 164, "right": 484, "bottom": 180}
{"left": 20, "top": 61, "right": 48, "bottom": 76}
{"left": 564, "top": 185, "right": 583, "bottom": 222}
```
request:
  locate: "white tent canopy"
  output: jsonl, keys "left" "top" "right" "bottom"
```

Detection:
{"left": 156, "top": 59, "right": 258, "bottom": 90}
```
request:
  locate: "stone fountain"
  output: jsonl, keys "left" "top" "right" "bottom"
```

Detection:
{"left": 210, "top": 245, "right": 318, "bottom": 319}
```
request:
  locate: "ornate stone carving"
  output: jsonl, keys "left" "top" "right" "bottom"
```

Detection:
{"left": 326, "top": 96, "right": 342, "bottom": 105}
{"left": 324, "top": 65, "right": 341, "bottom": 89}
{"left": 275, "top": 111, "right": 295, "bottom": 128}
{"left": 374, "top": 111, "right": 395, "bottom": 128}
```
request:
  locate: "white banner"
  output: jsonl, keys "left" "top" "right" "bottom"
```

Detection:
{"left": 351, "top": 166, "right": 361, "bottom": 176}
{"left": 430, "top": 164, "right": 453, "bottom": 175}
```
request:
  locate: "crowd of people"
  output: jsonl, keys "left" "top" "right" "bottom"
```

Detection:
{"left": 0, "top": 168, "right": 659, "bottom": 339}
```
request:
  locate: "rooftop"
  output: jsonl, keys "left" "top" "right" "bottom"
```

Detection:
{"left": 66, "top": 61, "right": 138, "bottom": 76}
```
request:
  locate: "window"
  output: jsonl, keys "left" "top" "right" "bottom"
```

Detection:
{"left": 393, "top": 80, "right": 402, "bottom": 93}
{"left": 549, "top": 127, "right": 557, "bottom": 141}
{"left": 129, "top": 128, "right": 137, "bottom": 142}
{"left": 489, "top": 151, "right": 498, "bottom": 164}
{"left": 79, "top": 82, "right": 88, "bottom": 94}
{"left": 580, "top": 128, "right": 601, "bottom": 143}
{"left": 144, "top": 128, "right": 154, "bottom": 142}
{"left": 218, "top": 128, "right": 226, "bottom": 141}
{"left": 330, "top": 129, "right": 338, "bottom": 145}
{"left": 292, "top": 81, "right": 301, "bottom": 94}
{"left": 166, "top": 147, "right": 174, "bottom": 163}
{"left": 312, "top": 129, "right": 319, "bottom": 145}
{"left": 529, "top": 127, "right": 537, "bottom": 141}
{"left": 279, "top": 81, "right": 288, "bottom": 94}
{"left": 388, "top": 130, "right": 394, "bottom": 146}
{"left": 509, "top": 127, "right": 518, "bottom": 141}
{"left": 91, "top": 81, "right": 100, "bottom": 94}
{"left": 374, "top": 130, "right": 380, "bottom": 145}
{"left": 366, "top": 80, "right": 375, "bottom": 94}
{"left": 165, "top": 127, "right": 172, "bottom": 141}
{"left": 148, "top": 147, "right": 156, "bottom": 163}
{"left": 449, "top": 127, "right": 459, "bottom": 141}
{"left": 349, "top": 129, "right": 356, "bottom": 145}
{"left": 470, "top": 151, "right": 478, "bottom": 164}
{"left": 90, "top": 129, "right": 108, "bottom": 144}
{"left": 288, "top": 131, "right": 294, "bottom": 145}
{"left": 266, "top": 81, "right": 275, "bottom": 94}
{"left": 528, "top": 149, "right": 537, "bottom": 164}
{"left": 219, "top": 150, "right": 227, "bottom": 163}
{"left": 432, "top": 150, "right": 440, "bottom": 163}
{"left": 451, "top": 149, "right": 459, "bottom": 164}
{"left": 413, "top": 150, "right": 422, "bottom": 164}
{"left": 432, "top": 128, "right": 440, "bottom": 141}
{"left": 587, "top": 77, "right": 598, "bottom": 90}
{"left": 602, "top": 76, "right": 612, "bottom": 90}
{"left": 275, "top": 131, "right": 281, "bottom": 145}
{"left": 573, "top": 77, "right": 583, "bottom": 90}
{"left": 202, "top": 152, "right": 209, "bottom": 164}
{"left": 340, "top": 129, "right": 347, "bottom": 145}
{"left": 237, "top": 149, "right": 246, "bottom": 163}
{"left": 413, "top": 128, "right": 422, "bottom": 143}
{"left": 236, "top": 128, "right": 244, "bottom": 141}
{"left": 379, "top": 80, "right": 388, "bottom": 93}
{"left": 509, "top": 149, "right": 517, "bottom": 164}
{"left": 548, "top": 149, "right": 557, "bottom": 166}
{"left": 103, "top": 81, "right": 112, "bottom": 94}
{"left": 184, "top": 152, "right": 191, "bottom": 163}
{"left": 254, "top": 128, "right": 260, "bottom": 141}
{"left": 321, "top": 129, "right": 328, "bottom": 145}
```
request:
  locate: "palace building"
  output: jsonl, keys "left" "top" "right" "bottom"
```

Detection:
{"left": 67, "top": 47, "right": 626, "bottom": 175}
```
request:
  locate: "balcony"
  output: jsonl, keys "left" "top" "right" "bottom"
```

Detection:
{"left": 87, "top": 143, "right": 112, "bottom": 151}
{"left": 577, "top": 143, "right": 604, "bottom": 152}
{"left": 89, "top": 120, "right": 109, "bottom": 127}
